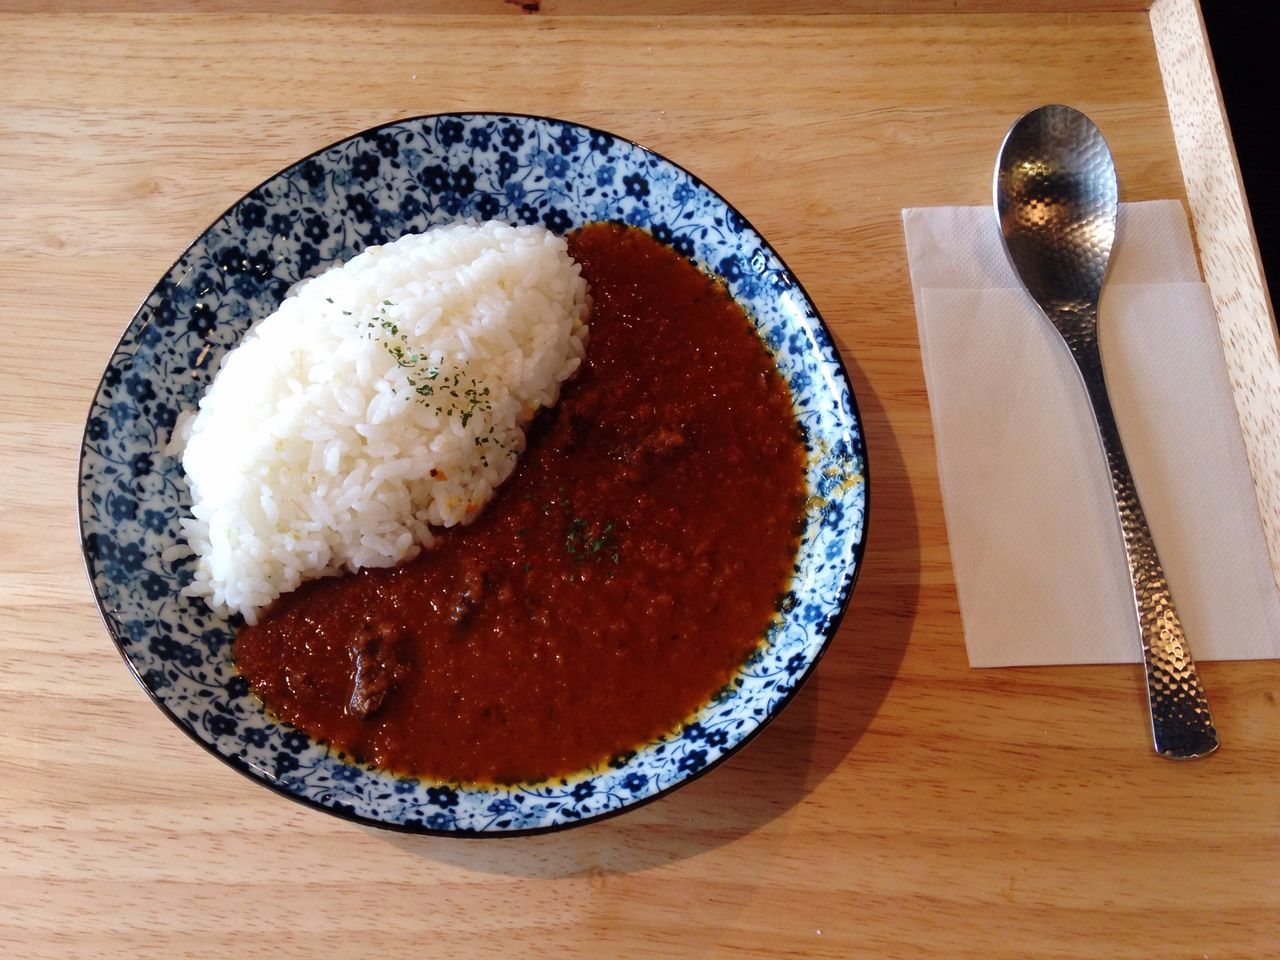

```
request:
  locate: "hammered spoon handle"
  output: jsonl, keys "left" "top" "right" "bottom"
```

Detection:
{"left": 1060, "top": 316, "right": 1218, "bottom": 759}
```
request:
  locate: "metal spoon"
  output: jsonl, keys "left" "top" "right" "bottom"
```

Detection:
{"left": 994, "top": 104, "right": 1219, "bottom": 759}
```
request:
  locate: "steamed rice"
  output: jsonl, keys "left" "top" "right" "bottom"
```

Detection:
{"left": 174, "top": 221, "right": 589, "bottom": 623}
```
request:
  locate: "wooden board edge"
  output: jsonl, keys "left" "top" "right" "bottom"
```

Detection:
{"left": 0, "top": 1, "right": 1157, "bottom": 13}
{"left": 1150, "top": 0, "right": 1280, "bottom": 593}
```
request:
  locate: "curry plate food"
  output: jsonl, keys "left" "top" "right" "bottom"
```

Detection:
{"left": 79, "top": 114, "right": 866, "bottom": 833}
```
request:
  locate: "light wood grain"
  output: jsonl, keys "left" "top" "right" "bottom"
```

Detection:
{"left": 1151, "top": 0, "right": 1280, "bottom": 599}
{"left": 2, "top": 7, "right": 1277, "bottom": 960}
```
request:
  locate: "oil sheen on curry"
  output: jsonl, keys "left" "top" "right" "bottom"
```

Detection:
{"left": 235, "top": 223, "right": 808, "bottom": 785}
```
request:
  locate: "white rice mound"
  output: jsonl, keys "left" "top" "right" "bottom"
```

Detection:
{"left": 174, "top": 221, "right": 589, "bottom": 623}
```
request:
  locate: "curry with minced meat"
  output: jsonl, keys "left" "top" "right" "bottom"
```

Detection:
{"left": 234, "top": 223, "right": 807, "bottom": 784}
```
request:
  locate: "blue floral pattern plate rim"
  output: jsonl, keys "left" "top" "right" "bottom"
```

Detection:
{"left": 78, "top": 113, "right": 870, "bottom": 835}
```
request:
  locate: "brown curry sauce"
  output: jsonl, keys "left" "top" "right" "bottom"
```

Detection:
{"left": 234, "top": 223, "right": 807, "bottom": 785}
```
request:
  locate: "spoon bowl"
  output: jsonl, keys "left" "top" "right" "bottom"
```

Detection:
{"left": 996, "top": 106, "right": 1118, "bottom": 310}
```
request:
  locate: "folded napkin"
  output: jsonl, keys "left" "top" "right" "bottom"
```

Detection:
{"left": 903, "top": 200, "right": 1280, "bottom": 667}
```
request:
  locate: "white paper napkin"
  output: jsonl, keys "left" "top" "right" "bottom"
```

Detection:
{"left": 903, "top": 200, "right": 1280, "bottom": 666}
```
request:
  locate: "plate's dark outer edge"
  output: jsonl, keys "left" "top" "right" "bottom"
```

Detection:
{"left": 76, "top": 111, "right": 872, "bottom": 838}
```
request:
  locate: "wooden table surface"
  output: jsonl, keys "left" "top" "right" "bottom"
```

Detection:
{"left": 2, "top": 5, "right": 1277, "bottom": 959}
